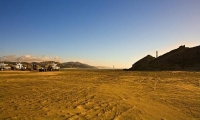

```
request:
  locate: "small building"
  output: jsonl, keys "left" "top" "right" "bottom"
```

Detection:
{"left": 0, "top": 63, "right": 11, "bottom": 70}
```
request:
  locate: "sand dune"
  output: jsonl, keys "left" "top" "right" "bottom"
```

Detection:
{"left": 0, "top": 70, "right": 199, "bottom": 119}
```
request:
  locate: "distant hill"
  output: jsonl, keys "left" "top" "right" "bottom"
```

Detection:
{"left": 130, "top": 55, "right": 155, "bottom": 70}
{"left": 60, "top": 62, "right": 97, "bottom": 69}
{"left": 127, "top": 45, "right": 200, "bottom": 71}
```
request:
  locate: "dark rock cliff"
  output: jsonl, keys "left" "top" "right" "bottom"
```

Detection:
{"left": 128, "top": 45, "right": 200, "bottom": 71}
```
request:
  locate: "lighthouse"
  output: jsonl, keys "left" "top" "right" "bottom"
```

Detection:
{"left": 156, "top": 51, "right": 158, "bottom": 58}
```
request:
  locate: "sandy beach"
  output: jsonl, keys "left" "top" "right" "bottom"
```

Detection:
{"left": 0, "top": 70, "right": 199, "bottom": 119}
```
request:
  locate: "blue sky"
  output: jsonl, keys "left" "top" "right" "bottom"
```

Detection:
{"left": 0, "top": 0, "right": 200, "bottom": 68}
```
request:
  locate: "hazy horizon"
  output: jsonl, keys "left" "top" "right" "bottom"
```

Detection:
{"left": 1, "top": 0, "right": 200, "bottom": 68}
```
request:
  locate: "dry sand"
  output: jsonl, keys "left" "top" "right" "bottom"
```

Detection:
{"left": 0, "top": 70, "right": 199, "bottom": 120}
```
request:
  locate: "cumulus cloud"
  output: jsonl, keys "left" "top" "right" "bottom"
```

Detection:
{"left": 77, "top": 60, "right": 85, "bottom": 63}
{"left": 0, "top": 55, "right": 60, "bottom": 62}
{"left": 25, "top": 55, "right": 31, "bottom": 58}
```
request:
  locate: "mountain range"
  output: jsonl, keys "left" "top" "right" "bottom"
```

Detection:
{"left": 59, "top": 62, "right": 97, "bottom": 69}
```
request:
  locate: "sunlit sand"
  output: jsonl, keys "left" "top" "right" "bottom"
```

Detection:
{"left": 0, "top": 70, "right": 199, "bottom": 119}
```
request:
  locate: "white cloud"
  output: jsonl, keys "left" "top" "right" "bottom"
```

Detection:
{"left": 25, "top": 55, "right": 31, "bottom": 58}
{"left": 1, "top": 55, "right": 61, "bottom": 62}
{"left": 77, "top": 60, "right": 85, "bottom": 63}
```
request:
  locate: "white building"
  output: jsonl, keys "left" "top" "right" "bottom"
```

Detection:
{"left": 15, "top": 63, "right": 23, "bottom": 69}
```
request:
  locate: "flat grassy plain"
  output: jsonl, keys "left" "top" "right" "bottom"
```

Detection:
{"left": 0, "top": 70, "right": 200, "bottom": 120}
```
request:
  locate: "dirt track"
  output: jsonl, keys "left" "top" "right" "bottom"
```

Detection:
{"left": 0, "top": 70, "right": 199, "bottom": 119}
